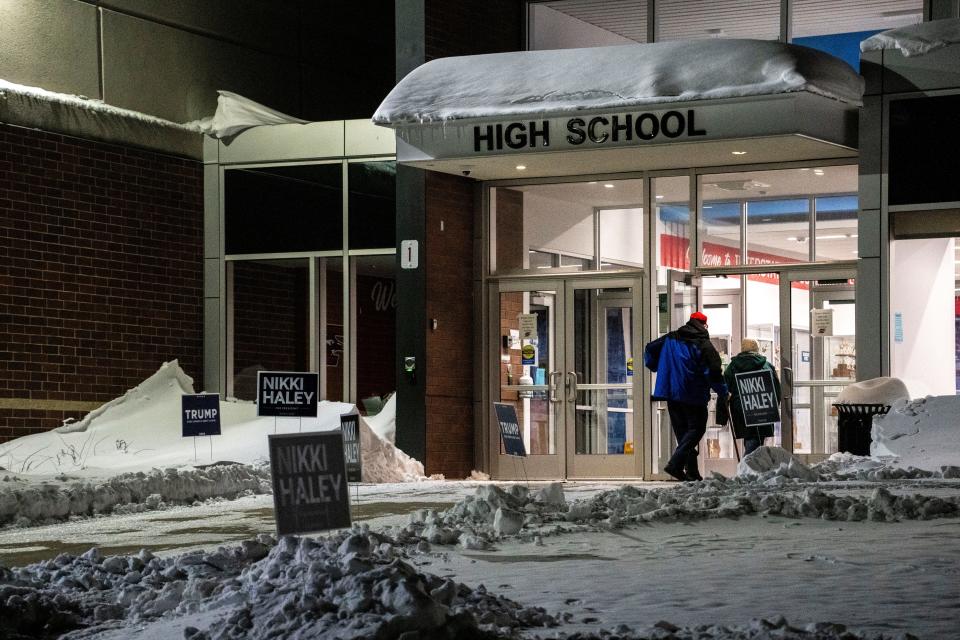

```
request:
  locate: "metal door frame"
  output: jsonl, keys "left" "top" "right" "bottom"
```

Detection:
{"left": 488, "top": 274, "right": 644, "bottom": 479}
{"left": 564, "top": 275, "right": 644, "bottom": 479}
{"left": 778, "top": 266, "right": 857, "bottom": 457}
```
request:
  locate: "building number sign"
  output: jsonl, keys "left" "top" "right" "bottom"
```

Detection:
{"left": 401, "top": 240, "right": 419, "bottom": 269}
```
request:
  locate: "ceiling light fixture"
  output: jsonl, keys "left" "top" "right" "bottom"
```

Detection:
{"left": 655, "top": 195, "right": 664, "bottom": 199}
{"left": 604, "top": 184, "right": 615, "bottom": 188}
{"left": 731, "top": 151, "right": 747, "bottom": 155}
{"left": 516, "top": 165, "right": 526, "bottom": 171}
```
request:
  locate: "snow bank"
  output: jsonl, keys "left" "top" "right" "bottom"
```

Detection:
{"left": 872, "top": 396, "right": 960, "bottom": 474}
{"left": 0, "top": 361, "right": 424, "bottom": 482}
{"left": 0, "top": 465, "right": 270, "bottom": 527}
{"left": 188, "top": 91, "right": 309, "bottom": 139}
{"left": 861, "top": 17, "right": 960, "bottom": 57}
{"left": 0, "top": 529, "right": 557, "bottom": 640}
{"left": 0, "top": 362, "right": 426, "bottom": 525}
{"left": 373, "top": 39, "right": 864, "bottom": 125}
{"left": 835, "top": 377, "right": 909, "bottom": 405}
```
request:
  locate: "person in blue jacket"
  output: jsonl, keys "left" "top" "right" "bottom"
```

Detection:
{"left": 644, "top": 311, "right": 728, "bottom": 481}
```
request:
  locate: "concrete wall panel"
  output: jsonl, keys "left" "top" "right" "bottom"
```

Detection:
{"left": 0, "top": 0, "right": 100, "bottom": 98}
{"left": 100, "top": 0, "right": 297, "bottom": 57}
{"left": 101, "top": 9, "right": 300, "bottom": 123}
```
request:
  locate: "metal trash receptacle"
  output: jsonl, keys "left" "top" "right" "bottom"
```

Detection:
{"left": 833, "top": 403, "right": 891, "bottom": 456}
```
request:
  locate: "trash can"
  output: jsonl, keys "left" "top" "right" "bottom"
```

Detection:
{"left": 833, "top": 403, "right": 891, "bottom": 456}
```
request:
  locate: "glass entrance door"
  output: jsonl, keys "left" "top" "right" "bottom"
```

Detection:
{"left": 780, "top": 271, "right": 856, "bottom": 460}
{"left": 491, "top": 277, "right": 642, "bottom": 479}
{"left": 566, "top": 279, "right": 642, "bottom": 478}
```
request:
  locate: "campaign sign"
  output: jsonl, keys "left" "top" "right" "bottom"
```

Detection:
{"left": 181, "top": 394, "right": 221, "bottom": 437}
{"left": 734, "top": 369, "right": 780, "bottom": 430}
{"left": 493, "top": 402, "right": 527, "bottom": 457}
{"left": 340, "top": 410, "right": 362, "bottom": 483}
{"left": 257, "top": 371, "right": 319, "bottom": 417}
{"left": 268, "top": 431, "right": 351, "bottom": 536}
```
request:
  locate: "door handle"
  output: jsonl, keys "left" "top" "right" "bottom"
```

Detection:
{"left": 549, "top": 371, "right": 562, "bottom": 403}
{"left": 783, "top": 366, "right": 793, "bottom": 385}
{"left": 565, "top": 371, "right": 577, "bottom": 403}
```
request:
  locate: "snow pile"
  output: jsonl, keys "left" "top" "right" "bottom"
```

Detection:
{"left": 835, "top": 377, "right": 909, "bottom": 405}
{"left": 861, "top": 17, "right": 960, "bottom": 57}
{"left": 737, "top": 446, "right": 820, "bottom": 482}
{"left": 373, "top": 39, "right": 864, "bottom": 126}
{"left": 0, "top": 530, "right": 558, "bottom": 640}
{"left": 189, "top": 91, "right": 310, "bottom": 139}
{"left": 0, "top": 361, "right": 425, "bottom": 484}
{"left": 0, "top": 464, "right": 270, "bottom": 527}
{"left": 389, "top": 478, "right": 960, "bottom": 553}
{"left": 872, "top": 396, "right": 960, "bottom": 474}
{"left": 363, "top": 393, "right": 396, "bottom": 443}
{"left": 553, "top": 618, "right": 914, "bottom": 640}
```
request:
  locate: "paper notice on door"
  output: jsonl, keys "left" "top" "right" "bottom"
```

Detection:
{"left": 518, "top": 313, "right": 538, "bottom": 340}
{"left": 812, "top": 308, "right": 834, "bottom": 336}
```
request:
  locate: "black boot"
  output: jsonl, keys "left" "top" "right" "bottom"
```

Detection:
{"left": 684, "top": 461, "right": 703, "bottom": 481}
{"left": 664, "top": 463, "right": 688, "bottom": 482}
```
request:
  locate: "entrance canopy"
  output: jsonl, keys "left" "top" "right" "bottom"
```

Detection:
{"left": 373, "top": 40, "right": 864, "bottom": 180}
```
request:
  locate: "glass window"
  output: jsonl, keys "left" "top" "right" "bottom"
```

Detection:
{"left": 349, "top": 161, "right": 396, "bottom": 249}
{"left": 792, "top": 0, "right": 921, "bottom": 70}
{"left": 889, "top": 96, "right": 960, "bottom": 207}
{"left": 530, "top": 1, "right": 647, "bottom": 50}
{"left": 599, "top": 208, "right": 644, "bottom": 270}
{"left": 353, "top": 255, "right": 396, "bottom": 410}
{"left": 491, "top": 179, "right": 644, "bottom": 274}
{"left": 225, "top": 164, "right": 342, "bottom": 254}
{"left": 815, "top": 196, "right": 858, "bottom": 261}
{"left": 656, "top": 0, "right": 780, "bottom": 41}
{"left": 230, "top": 259, "right": 309, "bottom": 400}
{"left": 700, "top": 166, "right": 857, "bottom": 267}
{"left": 747, "top": 198, "right": 810, "bottom": 266}
{"left": 321, "top": 258, "right": 345, "bottom": 402}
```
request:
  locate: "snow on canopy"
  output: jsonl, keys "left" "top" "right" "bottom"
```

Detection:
{"left": 373, "top": 39, "right": 865, "bottom": 126}
{"left": 861, "top": 17, "right": 960, "bottom": 58}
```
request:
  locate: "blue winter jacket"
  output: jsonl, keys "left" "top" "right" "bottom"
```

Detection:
{"left": 643, "top": 320, "right": 728, "bottom": 405}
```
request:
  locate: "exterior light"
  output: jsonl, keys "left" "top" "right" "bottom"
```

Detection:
{"left": 604, "top": 184, "right": 615, "bottom": 188}
{"left": 516, "top": 165, "right": 526, "bottom": 170}
{"left": 655, "top": 195, "right": 664, "bottom": 199}
{"left": 731, "top": 151, "right": 747, "bottom": 155}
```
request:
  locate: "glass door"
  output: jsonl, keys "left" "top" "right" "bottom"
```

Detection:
{"left": 490, "top": 276, "right": 643, "bottom": 479}
{"left": 780, "top": 271, "right": 856, "bottom": 460}
{"left": 491, "top": 280, "right": 564, "bottom": 479}
{"left": 566, "top": 278, "right": 642, "bottom": 478}
{"left": 651, "top": 271, "right": 699, "bottom": 477}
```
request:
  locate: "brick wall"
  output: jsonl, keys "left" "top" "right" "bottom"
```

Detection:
{"left": 417, "top": 0, "right": 524, "bottom": 478}
{"left": 0, "top": 123, "right": 203, "bottom": 442}
{"left": 424, "top": 172, "right": 475, "bottom": 478}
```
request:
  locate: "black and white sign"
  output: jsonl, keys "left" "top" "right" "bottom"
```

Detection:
{"left": 181, "top": 394, "right": 221, "bottom": 437}
{"left": 734, "top": 369, "right": 780, "bottom": 431}
{"left": 493, "top": 402, "right": 526, "bottom": 457}
{"left": 268, "top": 431, "right": 351, "bottom": 536}
{"left": 257, "top": 371, "right": 319, "bottom": 418}
{"left": 340, "top": 410, "right": 362, "bottom": 483}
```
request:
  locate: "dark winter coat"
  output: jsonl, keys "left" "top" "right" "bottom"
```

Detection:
{"left": 723, "top": 352, "right": 782, "bottom": 439}
{"left": 644, "top": 319, "right": 728, "bottom": 405}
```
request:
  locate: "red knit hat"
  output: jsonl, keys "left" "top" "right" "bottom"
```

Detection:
{"left": 690, "top": 311, "right": 708, "bottom": 324}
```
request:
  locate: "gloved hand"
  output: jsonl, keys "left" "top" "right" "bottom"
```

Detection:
{"left": 715, "top": 396, "right": 730, "bottom": 426}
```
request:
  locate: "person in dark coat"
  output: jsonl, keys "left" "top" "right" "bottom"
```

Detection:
{"left": 722, "top": 338, "right": 782, "bottom": 456}
{"left": 644, "top": 311, "right": 728, "bottom": 481}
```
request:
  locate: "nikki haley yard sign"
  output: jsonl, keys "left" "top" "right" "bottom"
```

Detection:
{"left": 256, "top": 371, "right": 319, "bottom": 418}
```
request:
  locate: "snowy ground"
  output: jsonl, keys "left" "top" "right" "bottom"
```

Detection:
{"left": 2, "top": 372, "right": 959, "bottom": 638}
